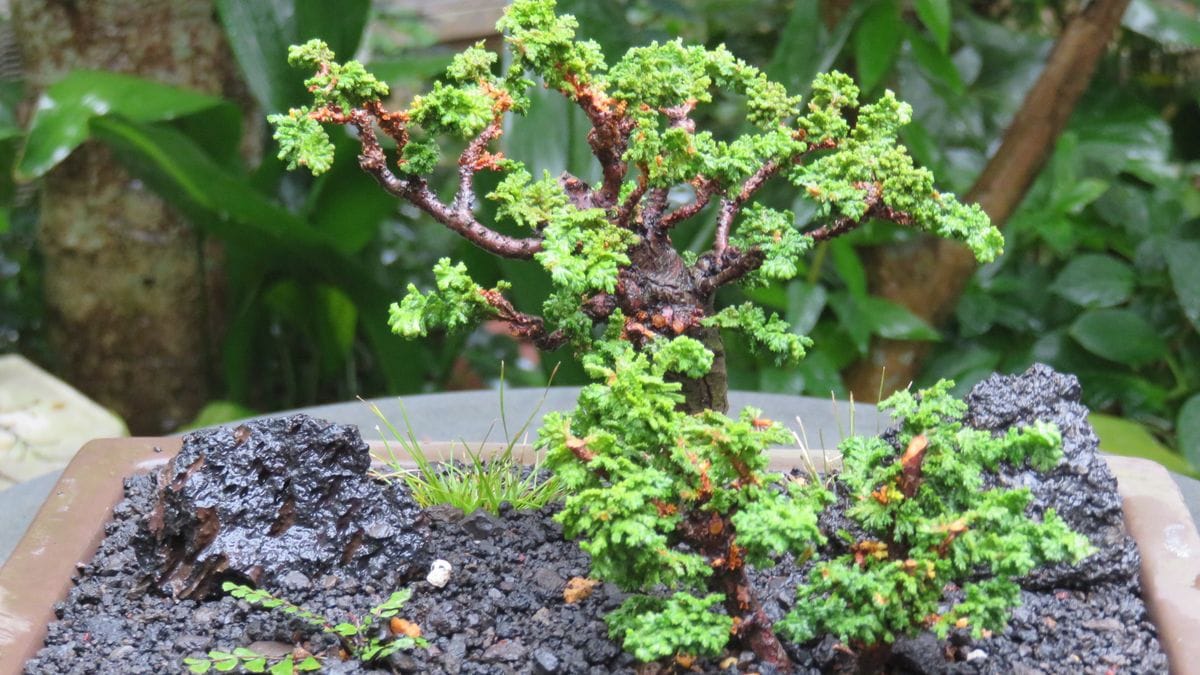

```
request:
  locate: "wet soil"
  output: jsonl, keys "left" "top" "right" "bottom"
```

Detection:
{"left": 25, "top": 366, "right": 1169, "bottom": 674}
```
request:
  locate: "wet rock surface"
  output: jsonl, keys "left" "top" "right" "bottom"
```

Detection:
{"left": 26, "top": 368, "right": 1170, "bottom": 673}
{"left": 147, "top": 415, "right": 428, "bottom": 598}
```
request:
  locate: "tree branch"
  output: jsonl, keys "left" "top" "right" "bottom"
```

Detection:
{"left": 661, "top": 177, "right": 718, "bottom": 229}
{"left": 698, "top": 248, "right": 765, "bottom": 294}
{"left": 349, "top": 105, "right": 542, "bottom": 260}
{"left": 479, "top": 288, "right": 568, "bottom": 350}
{"left": 561, "top": 72, "right": 632, "bottom": 208}
{"left": 454, "top": 118, "right": 505, "bottom": 216}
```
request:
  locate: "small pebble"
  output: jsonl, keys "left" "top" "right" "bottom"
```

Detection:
{"left": 427, "top": 559, "right": 452, "bottom": 588}
{"left": 966, "top": 648, "right": 988, "bottom": 662}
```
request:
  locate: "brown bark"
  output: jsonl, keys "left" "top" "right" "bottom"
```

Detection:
{"left": 844, "top": 0, "right": 1133, "bottom": 401}
{"left": 13, "top": 0, "right": 245, "bottom": 432}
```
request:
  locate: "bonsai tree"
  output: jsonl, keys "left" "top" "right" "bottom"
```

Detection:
{"left": 270, "top": 0, "right": 1001, "bottom": 415}
{"left": 272, "top": 0, "right": 1091, "bottom": 670}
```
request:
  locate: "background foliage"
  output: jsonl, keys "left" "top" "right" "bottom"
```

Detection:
{"left": 0, "top": 0, "right": 1197, "bottom": 472}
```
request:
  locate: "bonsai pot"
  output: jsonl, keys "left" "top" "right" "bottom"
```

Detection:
{"left": 1, "top": 440, "right": 1198, "bottom": 673}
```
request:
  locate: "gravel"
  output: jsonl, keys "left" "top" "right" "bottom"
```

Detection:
{"left": 25, "top": 365, "right": 1169, "bottom": 674}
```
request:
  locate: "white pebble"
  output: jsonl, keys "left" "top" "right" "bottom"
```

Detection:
{"left": 427, "top": 559, "right": 452, "bottom": 588}
{"left": 966, "top": 649, "right": 988, "bottom": 662}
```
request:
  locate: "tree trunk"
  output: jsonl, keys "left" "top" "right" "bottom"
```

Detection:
{"left": 843, "top": 0, "right": 1132, "bottom": 401}
{"left": 12, "top": 0, "right": 244, "bottom": 432}
{"left": 618, "top": 236, "right": 732, "bottom": 414}
{"left": 671, "top": 324, "right": 730, "bottom": 414}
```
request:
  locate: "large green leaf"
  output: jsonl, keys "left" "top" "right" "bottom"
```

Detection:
{"left": 88, "top": 115, "right": 421, "bottom": 391}
{"left": 854, "top": 0, "right": 903, "bottom": 93}
{"left": 16, "top": 70, "right": 239, "bottom": 181}
{"left": 214, "top": 0, "right": 303, "bottom": 114}
{"left": 1165, "top": 240, "right": 1200, "bottom": 332}
{"left": 1050, "top": 254, "right": 1135, "bottom": 308}
{"left": 786, "top": 281, "right": 827, "bottom": 334}
{"left": 1177, "top": 394, "right": 1200, "bottom": 471}
{"left": 1090, "top": 413, "right": 1198, "bottom": 478}
{"left": 1068, "top": 309, "right": 1166, "bottom": 366}
{"left": 914, "top": 0, "right": 952, "bottom": 52}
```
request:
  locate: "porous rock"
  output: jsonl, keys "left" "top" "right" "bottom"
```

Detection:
{"left": 146, "top": 414, "right": 427, "bottom": 598}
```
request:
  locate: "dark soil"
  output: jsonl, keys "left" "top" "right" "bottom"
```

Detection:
{"left": 25, "top": 365, "right": 1169, "bottom": 674}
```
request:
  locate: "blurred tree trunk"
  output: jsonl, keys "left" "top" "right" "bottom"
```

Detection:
{"left": 12, "top": 0, "right": 243, "bottom": 433}
{"left": 843, "top": 0, "right": 1132, "bottom": 401}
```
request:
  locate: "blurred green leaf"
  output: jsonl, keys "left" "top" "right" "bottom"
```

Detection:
{"left": 1177, "top": 395, "right": 1200, "bottom": 470}
{"left": 861, "top": 296, "right": 939, "bottom": 341}
{"left": 215, "top": 0, "right": 303, "bottom": 114}
{"left": 315, "top": 285, "right": 358, "bottom": 376}
{"left": 914, "top": 0, "right": 952, "bottom": 52}
{"left": 1053, "top": 178, "right": 1108, "bottom": 215}
{"left": 1069, "top": 309, "right": 1166, "bottom": 366}
{"left": 786, "top": 281, "right": 827, "bottom": 334}
{"left": 907, "top": 28, "right": 963, "bottom": 95}
{"left": 770, "top": 0, "right": 866, "bottom": 101}
{"left": 854, "top": 0, "right": 902, "bottom": 92}
{"left": 1090, "top": 413, "right": 1198, "bottom": 478}
{"left": 304, "top": 135, "right": 397, "bottom": 255}
{"left": 17, "top": 70, "right": 238, "bottom": 181}
{"left": 370, "top": 55, "right": 457, "bottom": 85}
{"left": 830, "top": 240, "right": 866, "bottom": 298}
{"left": 1165, "top": 240, "right": 1200, "bottom": 332}
{"left": 179, "top": 400, "right": 258, "bottom": 431}
{"left": 295, "top": 0, "right": 371, "bottom": 59}
{"left": 1050, "top": 254, "right": 1134, "bottom": 308}
{"left": 1122, "top": 0, "right": 1200, "bottom": 47}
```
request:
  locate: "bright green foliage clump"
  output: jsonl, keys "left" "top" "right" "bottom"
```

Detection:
{"left": 388, "top": 259, "right": 508, "bottom": 339}
{"left": 541, "top": 336, "right": 828, "bottom": 659}
{"left": 703, "top": 303, "right": 811, "bottom": 364}
{"left": 606, "top": 593, "right": 733, "bottom": 662}
{"left": 268, "top": 40, "right": 390, "bottom": 173}
{"left": 778, "top": 381, "right": 1095, "bottom": 647}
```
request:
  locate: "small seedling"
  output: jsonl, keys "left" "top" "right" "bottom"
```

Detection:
{"left": 184, "top": 582, "right": 427, "bottom": 673}
{"left": 184, "top": 648, "right": 319, "bottom": 675}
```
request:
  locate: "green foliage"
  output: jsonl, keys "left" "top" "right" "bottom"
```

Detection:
{"left": 606, "top": 593, "right": 733, "bottom": 662}
{"left": 703, "top": 303, "right": 811, "bottom": 364}
{"left": 541, "top": 338, "right": 827, "bottom": 658}
{"left": 288, "top": 39, "right": 390, "bottom": 109}
{"left": 220, "top": 582, "right": 427, "bottom": 664}
{"left": 369, "top": 370, "right": 565, "bottom": 514}
{"left": 728, "top": 205, "right": 814, "bottom": 283}
{"left": 779, "top": 381, "right": 1095, "bottom": 646}
{"left": 184, "top": 648, "right": 320, "bottom": 674}
{"left": 388, "top": 259, "right": 507, "bottom": 338}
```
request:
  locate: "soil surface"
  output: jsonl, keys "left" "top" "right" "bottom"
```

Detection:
{"left": 25, "top": 365, "right": 1169, "bottom": 674}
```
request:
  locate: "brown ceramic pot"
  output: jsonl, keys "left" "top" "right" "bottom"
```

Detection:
{"left": 0, "top": 439, "right": 1197, "bottom": 674}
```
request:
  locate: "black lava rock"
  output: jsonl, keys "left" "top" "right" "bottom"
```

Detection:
{"left": 146, "top": 415, "right": 427, "bottom": 598}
